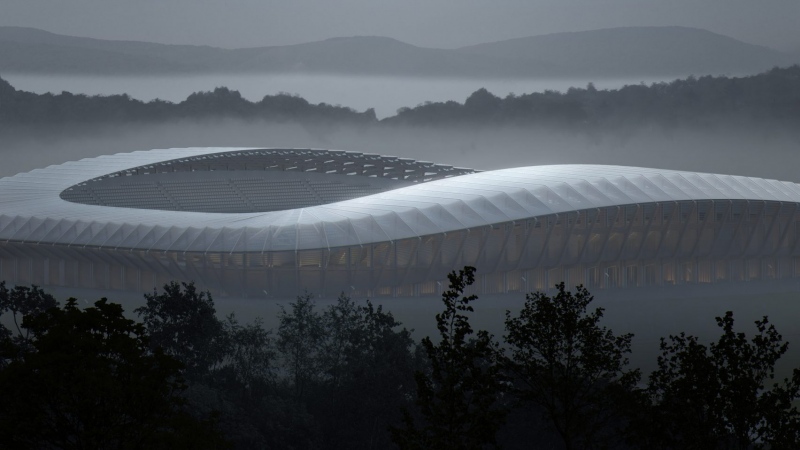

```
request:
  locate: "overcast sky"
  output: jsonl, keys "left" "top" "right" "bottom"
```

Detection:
{"left": 2, "top": 0, "right": 799, "bottom": 51}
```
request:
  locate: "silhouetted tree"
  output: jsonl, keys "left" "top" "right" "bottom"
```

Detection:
{"left": 0, "top": 282, "right": 58, "bottom": 363}
{"left": 218, "top": 314, "right": 276, "bottom": 399}
{"left": 315, "top": 294, "right": 418, "bottom": 449}
{"left": 135, "top": 281, "right": 227, "bottom": 378}
{"left": 503, "top": 282, "right": 640, "bottom": 450}
{"left": 193, "top": 314, "right": 289, "bottom": 450}
{"left": 0, "top": 297, "right": 228, "bottom": 449}
{"left": 637, "top": 311, "right": 800, "bottom": 449}
{"left": 392, "top": 266, "right": 507, "bottom": 450}
{"left": 277, "top": 292, "right": 326, "bottom": 401}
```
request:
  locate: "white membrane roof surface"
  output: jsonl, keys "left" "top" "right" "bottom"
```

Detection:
{"left": 2, "top": 147, "right": 800, "bottom": 252}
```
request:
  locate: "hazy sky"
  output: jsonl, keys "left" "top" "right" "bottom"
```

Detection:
{"left": 2, "top": 0, "right": 799, "bottom": 51}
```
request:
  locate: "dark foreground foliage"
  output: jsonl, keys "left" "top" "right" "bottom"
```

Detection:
{"left": 2, "top": 272, "right": 800, "bottom": 449}
{"left": 136, "top": 281, "right": 228, "bottom": 379}
{"left": 632, "top": 311, "right": 800, "bottom": 449}
{"left": 130, "top": 284, "right": 419, "bottom": 449}
{"left": 0, "top": 286, "right": 227, "bottom": 449}
{"left": 503, "top": 283, "right": 640, "bottom": 450}
{"left": 392, "top": 266, "right": 508, "bottom": 449}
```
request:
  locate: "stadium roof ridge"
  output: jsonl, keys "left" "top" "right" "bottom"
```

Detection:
{"left": 1, "top": 147, "right": 800, "bottom": 253}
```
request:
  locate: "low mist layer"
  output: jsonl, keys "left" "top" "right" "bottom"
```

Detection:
{"left": 1, "top": 119, "right": 798, "bottom": 182}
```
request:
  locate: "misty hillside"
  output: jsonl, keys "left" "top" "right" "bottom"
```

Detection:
{"left": 459, "top": 27, "right": 794, "bottom": 77}
{"left": 0, "top": 27, "right": 224, "bottom": 73}
{"left": 0, "top": 27, "right": 562, "bottom": 77}
{"left": 386, "top": 66, "right": 800, "bottom": 129}
{"left": 0, "top": 26, "right": 795, "bottom": 78}
{"left": 226, "top": 36, "right": 566, "bottom": 77}
{"left": 2, "top": 66, "right": 800, "bottom": 132}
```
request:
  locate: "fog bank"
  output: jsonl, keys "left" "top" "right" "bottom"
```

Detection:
{"left": 2, "top": 120, "right": 798, "bottom": 182}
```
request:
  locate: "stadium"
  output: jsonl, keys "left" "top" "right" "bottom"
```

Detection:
{"left": 2, "top": 147, "right": 800, "bottom": 298}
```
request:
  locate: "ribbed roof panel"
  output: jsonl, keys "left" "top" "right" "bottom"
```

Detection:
{"left": 1, "top": 147, "right": 799, "bottom": 252}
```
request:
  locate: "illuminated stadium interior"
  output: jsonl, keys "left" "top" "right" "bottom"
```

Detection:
{"left": 59, "top": 149, "right": 472, "bottom": 213}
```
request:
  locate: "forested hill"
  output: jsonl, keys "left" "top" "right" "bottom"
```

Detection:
{"left": 1, "top": 66, "right": 799, "bottom": 130}
{"left": 0, "top": 77, "right": 377, "bottom": 126}
{"left": 386, "top": 65, "right": 800, "bottom": 129}
{"left": 0, "top": 26, "right": 795, "bottom": 78}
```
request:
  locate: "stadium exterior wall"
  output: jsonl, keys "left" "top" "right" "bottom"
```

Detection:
{"left": 1, "top": 148, "right": 800, "bottom": 298}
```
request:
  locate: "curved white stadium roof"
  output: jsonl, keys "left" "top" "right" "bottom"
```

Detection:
{"left": 2, "top": 147, "right": 800, "bottom": 253}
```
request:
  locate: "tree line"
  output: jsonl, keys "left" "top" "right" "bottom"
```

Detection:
{"left": 2, "top": 269, "right": 800, "bottom": 449}
{"left": 2, "top": 66, "right": 800, "bottom": 132}
{"left": 388, "top": 66, "right": 800, "bottom": 130}
{"left": 0, "top": 78, "right": 377, "bottom": 127}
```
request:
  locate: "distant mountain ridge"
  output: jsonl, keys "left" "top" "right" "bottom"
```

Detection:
{"left": 0, "top": 26, "right": 795, "bottom": 78}
{"left": 458, "top": 27, "right": 790, "bottom": 77}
